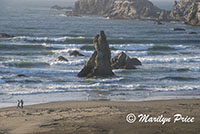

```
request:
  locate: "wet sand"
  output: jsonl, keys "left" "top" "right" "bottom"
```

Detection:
{"left": 0, "top": 99, "right": 200, "bottom": 134}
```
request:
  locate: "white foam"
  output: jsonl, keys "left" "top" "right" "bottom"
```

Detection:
{"left": 110, "top": 44, "right": 189, "bottom": 51}
{"left": 88, "top": 77, "right": 124, "bottom": 83}
{"left": 150, "top": 85, "right": 200, "bottom": 91}
{"left": 14, "top": 36, "right": 67, "bottom": 42}
{"left": 14, "top": 36, "right": 86, "bottom": 43}
{"left": 112, "top": 50, "right": 147, "bottom": 57}
{"left": 110, "top": 44, "right": 153, "bottom": 51}
{"left": 190, "top": 67, "right": 200, "bottom": 72}
{"left": 1, "top": 84, "right": 65, "bottom": 95}
{"left": 42, "top": 43, "right": 83, "bottom": 49}
{"left": 50, "top": 59, "right": 86, "bottom": 66}
{"left": 0, "top": 67, "right": 79, "bottom": 75}
{"left": 140, "top": 56, "right": 200, "bottom": 64}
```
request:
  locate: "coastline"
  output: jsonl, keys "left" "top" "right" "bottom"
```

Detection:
{"left": 0, "top": 99, "right": 199, "bottom": 134}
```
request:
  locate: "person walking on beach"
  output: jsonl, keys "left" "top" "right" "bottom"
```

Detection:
{"left": 20, "top": 99, "right": 24, "bottom": 109}
{"left": 17, "top": 100, "right": 20, "bottom": 108}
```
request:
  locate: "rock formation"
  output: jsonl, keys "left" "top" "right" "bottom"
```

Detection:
{"left": 0, "top": 33, "right": 13, "bottom": 38}
{"left": 167, "top": 0, "right": 200, "bottom": 26}
{"left": 173, "top": 28, "right": 186, "bottom": 31}
{"left": 111, "top": 52, "right": 141, "bottom": 69}
{"left": 189, "top": 32, "right": 198, "bottom": 34}
{"left": 56, "top": 56, "right": 68, "bottom": 62}
{"left": 71, "top": 0, "right": 200, "bottom": 26}
{"left": 73, "top": 0, "right": 162, "bottom": 20}
{"left": 78, "top": 31, "right": 114, "bottom": 77}
{"left": 69, "top": 50, "right": 84, "bottom": 56}
{"left": 51, "top": 5, "right": 73, "bottom": 10}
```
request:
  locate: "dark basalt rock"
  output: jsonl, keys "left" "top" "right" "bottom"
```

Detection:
{"left": 56, "top": 56, "right": 68, "bottom": 62}
{"left": 17, "top": 74, "right": 26, "bottom": 77}
{"left": 69, "top": 50, "right": 84, "bottom": 57}
{"left": 189, "top": 32, "right": 197, "bottom": 34}
{"left": 111, "top": 52, "right": 141, "bottom": 69}
{"left": 154, "top": 20, "right": 162, "bottom": 25}
{"left": 0, "top": 33, "right": 13, "bottom": 38}
{"left": 173, "top": 28, "right": 186, "bottom": 31}
{"left": 78, "top": 31, "right": 114, "bottom": 77}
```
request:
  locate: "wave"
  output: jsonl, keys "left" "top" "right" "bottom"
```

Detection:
{"left": 0, "top": 78, "right": 5, "bottom": 84}
{"left": 13, "top": 36, "right": 90, "bottom": 43}
{"left": 50, "top": 59, "right": 86, "bottom": 66}
{"left": 190, "top": 67, "right": 200, "bottom": 72}
{"left": 110, "top": 44, "right": 153, "bottom": 51}
{"left": 110, "top": 44, "right": 188, "bottom": 51}
{"left": 140, "top": 56, "right": 200, "bottom": 64}
{"left": 3, "top": 60, "right": 50, "bottom": 68}
{"left": 3, "top": 87, "right": 65, "bottom": 95}
{"left": 159, "top": 76, "right": 198, "bottom": 81}
{"left": 88, "top": 77, "right": 124, "bottom": 83}
{"left": 176, "top": 68, "right": 190, "bottom": 72}
{"left": 148, "top": 45, "right": 184, "bottom": 51}
{"left": 6, "top": 35, "right": 200, "bottom": 45}
{"left": 0, "top": 44, "right": 53, "bottom": 50}
{"left": 112, "top": 50, "right": 148, "bottom": 57}
{"left": 0, "top": 67, "right": 79, "bottom": 76}
{"left": 150, "top": 85, "right": 200, "bottom": 91}
{"left": 0, "top": 51, "right": 54, "bottom": 56}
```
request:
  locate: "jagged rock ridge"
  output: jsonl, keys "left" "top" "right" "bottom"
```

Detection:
{"left": 73, "top": 0, "right": 162, "bottom": 19}
{"left": 159, "top": 0, "right": 200, "bottom": 26}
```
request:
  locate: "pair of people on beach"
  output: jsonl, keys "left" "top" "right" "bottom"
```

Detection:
{"left": 17, "top": 99, "right": 24, "bottom": 109}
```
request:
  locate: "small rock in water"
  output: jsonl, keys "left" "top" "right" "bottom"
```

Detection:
{"left": 69, "top": 50, "right": 84, "bottom": 57}
{"left": 154, "top": 20, "right": 162, "bottom": 25}
{"left": 189, "top": 32, "right": 197, "bottom": 34}
{"left": 111, "top": 52, "right": 141, "bottom": 69}
{"left": 0, "top": 33, "right": 13, "bottom": 38}
{"left": 56, "top": 56, "right": 68, "bottom": 62}
{"left": 17, "top": 74, "right": 26, "bottom": 77}
{"left": 173, "top": 28, "right": 185, "bottom": 31}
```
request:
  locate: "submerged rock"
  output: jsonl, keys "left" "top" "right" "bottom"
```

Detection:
{"left": 69, "top": 50, "right": 84, "bottom": 56}
{"left": 56, "top": 56, "right": 68, "bottom": 62}
{"left": 111, "top": 52, "right": 141, "bottom": 69}
{"left": 78, "top": 31, "right": 114, "bottom": 77}
{"left": 0, "top": 33, "right": 13, "bottom": 38}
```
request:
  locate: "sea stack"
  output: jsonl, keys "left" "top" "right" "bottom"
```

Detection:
{"left": 78, "top": 31, "right": 114, "bottom": 77}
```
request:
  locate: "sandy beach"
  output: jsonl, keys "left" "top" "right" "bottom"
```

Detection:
{"left": 0, "top": 99, "right": 199, "bottom": 134}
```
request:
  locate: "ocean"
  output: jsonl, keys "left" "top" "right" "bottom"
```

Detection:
{"left": 0, "top": 0, "right": 200, "bottom": 107}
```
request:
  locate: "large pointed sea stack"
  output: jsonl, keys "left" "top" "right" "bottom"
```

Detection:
{"left": 78, "top": 31, "right": 114, "bottom": 78}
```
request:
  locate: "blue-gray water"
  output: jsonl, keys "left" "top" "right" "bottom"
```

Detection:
{"left": 0, "top": 0, "right": 200, "bottom": 107}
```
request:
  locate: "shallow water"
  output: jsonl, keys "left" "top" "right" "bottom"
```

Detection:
{"left": 0, "top": 0, "right": 200, "bottom": 107}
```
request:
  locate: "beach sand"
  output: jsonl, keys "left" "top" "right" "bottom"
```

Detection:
{"left": 0, "top": 99, "right": 199, "bottom": 134}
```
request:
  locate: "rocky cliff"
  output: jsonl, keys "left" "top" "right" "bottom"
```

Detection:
{"left": 167, "top": 0, "right": 200, "bottom": 26}
{"left": 73, "top": 0, "right": 162, "bottom": 19}
{"left": 71, "top": 0, "right": 200, "bottom": 26}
